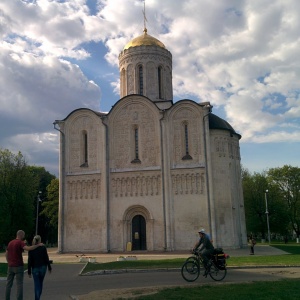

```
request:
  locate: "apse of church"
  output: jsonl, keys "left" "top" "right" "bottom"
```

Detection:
{"left": 54, "top": 28, "right": 247, "bottom": 253}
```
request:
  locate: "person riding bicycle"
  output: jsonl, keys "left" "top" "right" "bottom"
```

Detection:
{"left": 192, "top": 229, "right": 214, "bottom": 276}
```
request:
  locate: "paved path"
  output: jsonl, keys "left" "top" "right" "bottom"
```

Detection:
{"left": 0, "top": 245, "right": 295, "bottom": 300}
{"left": 0, "top": 244, "right": 287, "bottom": 264}
{"left": 1, "top": 265, "right": 300, "bottom": 300}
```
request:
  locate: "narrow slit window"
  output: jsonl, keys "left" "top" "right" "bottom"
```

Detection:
{"left": 131, "top": 127, "right": 141, "bottom": 163}
{"left": 80, "top": 131, "right": 89, "bottom": 167}
{"left": 84, "top": 132, "right": 88, "bottom": 163}
{"left": 138, "top": 65, "right": 143, "bottom": 95}
{"left": 182, "top": 123, "right": 192, "bottom": 160}
{"left": 158, "top": 66, "right": 162, "bottom": 99}
{"left": 135, "top": 128, "right": 138, "bottom": 159}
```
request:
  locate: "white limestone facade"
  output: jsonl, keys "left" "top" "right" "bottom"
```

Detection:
{"left": 54, "top": 29, "right": 247, "bottom": 253}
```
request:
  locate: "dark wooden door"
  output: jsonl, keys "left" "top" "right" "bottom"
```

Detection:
{"left": 132, "top": 215, "right": 146, "bottom": 250}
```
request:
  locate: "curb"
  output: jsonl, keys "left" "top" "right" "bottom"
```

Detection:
{"left": 82, "top": 267, "right": 180, "bottom": 276}
{"left": 81, "top": 265, "right": 300, "bottom": 276}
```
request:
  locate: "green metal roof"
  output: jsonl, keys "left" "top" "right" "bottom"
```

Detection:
{"left": 209, "top": 113, "right": 241, "bottom": 139}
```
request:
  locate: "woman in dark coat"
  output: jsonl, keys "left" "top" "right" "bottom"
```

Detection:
{"left": 28, "top": 235, "right": 52, "bottom": 300}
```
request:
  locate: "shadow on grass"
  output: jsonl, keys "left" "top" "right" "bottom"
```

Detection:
{"left": 133, "top": 279, "right": 299, "bottom": 300}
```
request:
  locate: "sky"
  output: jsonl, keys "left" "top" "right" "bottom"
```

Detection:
{"left": 0, "top": 0, "right": 299, "bottom": 177}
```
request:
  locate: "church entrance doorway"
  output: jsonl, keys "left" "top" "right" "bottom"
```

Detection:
{"left": 132, "top": 215, "right": 146, "bottom": 250}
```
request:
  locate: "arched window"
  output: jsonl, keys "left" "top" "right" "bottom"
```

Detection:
{"left": 80, "top": 130, "right": 88, "bottom": 167}
{"left": 138, "top": 65, "right": 143, "bottom": 95}
{"left": 131, "top": 126, "right": 141, "bottom": 163}
{"left": 182, "top": 123, "right": 192, "bottom": 160}
{"left": 158, "top": 66, "right": 163, "bottom": 99}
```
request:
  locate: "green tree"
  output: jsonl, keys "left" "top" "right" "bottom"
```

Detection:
{"left": 267, "top": 165, "right": 300, "bottom": 238}
{"left": 40, "top": 178, "right": 59, "bottom": 244}
{"left": 243, "top": 168, "right": 290, "bottom": 240}
{"left": 243, "top": 169, "right": 268, "bottom": 238}
{"left": 0, "top": 149, "right": 37, "bottom": 245}
{"left": 28, "top": 166, "right": 55, "bottom": 194}
{"left": 27, "top": 166, "right": 56, "bottom": 242}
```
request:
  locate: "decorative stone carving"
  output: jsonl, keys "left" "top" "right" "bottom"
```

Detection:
{"left": 172, "top": 108, "right": 201, "bottom": 164}
{"left": 111, "top": 102, "right": 159, "bottom": 169}
{"left": 68, "top": 114, "right": 100, "bottom": 172}
{"left": 165, "top": 66, "right": 172, "bottom": 100}
{"left": 171, "top": 172, "right": 204, "bottom": 195}
{"left": 111, "top": 174, "right": 161, "bottom": 197}
{"left": 147, "top": 61, "right": 156, "bottom": 99}
{"left": 58, "top": 29, "right": 246, "bottom": 253}
{"left": 214, "top": 137, "right": 227, "bottom": 157}
{"left": 67, "top": 176, "right": 101, "bottom": 200}
{"left": 119, "top": 45, "right": 172, "bottom": 102}
{"left": 127, "top": 64, "right": 134, "bottom": 94}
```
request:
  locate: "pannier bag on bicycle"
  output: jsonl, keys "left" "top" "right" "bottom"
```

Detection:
{"left": 213, "top": 248, "right": 226, "bottom": 270}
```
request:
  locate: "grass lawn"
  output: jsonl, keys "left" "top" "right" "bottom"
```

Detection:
{"left": 81, "top": 254, "right": 300, "bottom": 274}
{"left": 133, "top": 279, "right": 300, "bottom": 300}
{"left": 272, "top": 244, "right": 300, "bottom": 254}
{"left": 0, "top": 243, "right": 299, "bottom": 277}
{"left": 81, "top": 244, "right": 300, "bottom": 274}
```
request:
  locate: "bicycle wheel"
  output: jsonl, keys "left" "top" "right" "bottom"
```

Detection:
{"left": 181, "top": 261, "right": 200, "bottom": 282}
{"left": 185, "top": 256, "right": 199, "bottom": 265}
{"left": 209, "top": 262, "right": 227, "bottom": 281}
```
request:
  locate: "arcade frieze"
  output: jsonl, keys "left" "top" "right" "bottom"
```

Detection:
{"left": 67, "top": 176, "right": 101, "bottom": 200}
{"left": 111, "top": 174, "right": 161, "bottom": 197}
{"left": 171, "top": 172, "right": 204, "bottom": 195}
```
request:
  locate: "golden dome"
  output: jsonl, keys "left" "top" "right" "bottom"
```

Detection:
{"left": 123, "top": 29, "right": 165, "bottom": 50}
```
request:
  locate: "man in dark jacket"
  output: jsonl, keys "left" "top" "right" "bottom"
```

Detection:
{"left": 193, "top": 229, "right": 214, "bottom": 276}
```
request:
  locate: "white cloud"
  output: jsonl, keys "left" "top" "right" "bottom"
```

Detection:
{"left": 251, "top": 130, "right": 300, "bottom": 143}
{"left": 0, "top": 48, "right": 100, "bottom": 129}
{"left": 0, "top": 0, "right": 299, "bottom": 174}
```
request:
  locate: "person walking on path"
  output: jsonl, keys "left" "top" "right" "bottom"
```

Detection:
{"left": 27, "top": 235, "right": 52, "bottom": 300}
{"left": 5, "top": 230, "right": 43, "bottom": 300}
{"left": 249, "top": 235, "right": 256, "bottom": 255}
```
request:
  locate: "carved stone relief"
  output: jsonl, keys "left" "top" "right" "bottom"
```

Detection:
{"left": 214, "top": 137, "right": 227, "bottom": 157}
{"left": 111, "top": 102, "right": 158, "bottom": 169}
{"left": 121, "top": 53, "right": 172, "bottom": 65}
{"left": 147, "top": 61, "right": 156, "bottom": 99}
{"left": 165, "top": 66, "right": 172, "bottom": 100}
{"left": 172, "top": 108, "right": 200, "bottom": 163}
{"left": 120, "top": 69, "right": 126, "bottom": 97}
{"left": 119, "top": 47, "right": 172, "bottom": 102}
{"left": 67, "top": 176, "right": 101, "bottom": 200}
{"left": 69, "top": 115, "right": 99, "bottom": 172}
{"left": 213, "top": 136, "right": 241, "bottom": 160}
{"left": 111, "top": 175, "right": 161, "bottom": 197}
{"left": 127, "top": 64, "right": 134, "bottom": 94}
{"left": 171, "top": 172, "right": 204, "bottom": 195}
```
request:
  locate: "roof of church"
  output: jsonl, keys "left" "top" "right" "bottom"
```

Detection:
{"left": 209, "top": 113, "right": 241, "bottom": 138}
{"left": 124, "top": 28, "right": 166, "bottom": 50}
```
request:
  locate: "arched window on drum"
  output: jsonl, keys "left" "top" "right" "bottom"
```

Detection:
{"left": 138, "top": 65, "right": 144, "bottom": 95}
{"left": 158, "top": 66, "right": 163, "bottom": 99}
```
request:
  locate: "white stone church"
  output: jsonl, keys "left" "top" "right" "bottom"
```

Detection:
{"left": 54, "top": 27, "right": 247, "bottom": 253}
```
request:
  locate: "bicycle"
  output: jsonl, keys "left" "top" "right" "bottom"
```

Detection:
{"left": 181, "top": 250, "right": 227, "bottom": 282}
